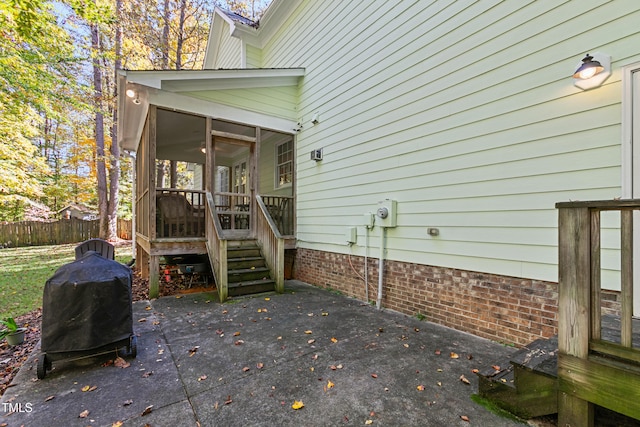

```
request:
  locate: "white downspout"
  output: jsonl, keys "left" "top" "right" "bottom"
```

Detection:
{"left": 376, "top": 227, "right": 386, "bottom": 310}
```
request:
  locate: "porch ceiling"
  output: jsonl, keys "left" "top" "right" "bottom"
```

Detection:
{"left": 117, "top": 68, "right": 304, "bottom": 153}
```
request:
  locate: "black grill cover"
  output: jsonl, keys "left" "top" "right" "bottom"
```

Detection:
{"left": 41, "top": 251, "right": 133, "bottom": 353}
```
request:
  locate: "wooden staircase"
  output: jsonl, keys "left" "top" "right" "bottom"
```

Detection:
{"left": 477, "top": 336, "right": 558, "bottom": 419}
{"left": 226, "top": 240, "right": 276, "bottom": 297}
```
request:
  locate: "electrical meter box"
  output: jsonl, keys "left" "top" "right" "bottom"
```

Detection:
{"left": 376, "top": 199, "right": 397, "bottom": 227}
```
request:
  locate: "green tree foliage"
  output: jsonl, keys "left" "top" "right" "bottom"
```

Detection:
{"left": 0, "top": 0, "right": 272, "bottom": 223}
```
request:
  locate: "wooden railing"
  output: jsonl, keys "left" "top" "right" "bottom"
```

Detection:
{"left": 206, "top": 192, "right": 228, "bottom": 302}
{"left": 256, "top": 195, "right": 285, "bottom": 293}
{"left": 156, "top": 188, "right": 205, "bottom": 238}
{"left": 212, "top": 191, "right": 251, "bottom": 232}
{"left": 557, "top": 199, "right": 640, "bottom": 426}
{"left": 261, "top": 195, "right": 294, "bottom": 236}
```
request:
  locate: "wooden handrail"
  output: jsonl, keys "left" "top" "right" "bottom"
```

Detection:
{"left": 557, "top": 199, "right": 640, "bottom": 425}
{"left": 206, "top": 191, "right": 228, "bottom": 302}
{"left": 256, "top": 195, "right": 284, "bottom": 293}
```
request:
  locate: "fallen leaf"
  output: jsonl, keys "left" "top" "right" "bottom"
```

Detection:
{"left": 112, "top": 422, "right": 124, "bottom": 427}
{"left": 257, "top": 362, "right": 264, "bottom": 369}
{"left": 79, "top": 409, "right": 90, "bottom": 418}
{"left": 331, "top": 337, "right": 338, "bottom": 343}
{"left": 123, "top": 400, "right": 133, "bottom": 406}
{"left": 307, "top": 339, "right": 316, "bottom": 344}
{"left": 437, "top": 381, "right": 442, "bottom": 386}
{"left": 403, "top": 343, "right": 409, "bottom": 348}
{"left": 81, "top": 385, "right": 91, "bottom": 392}
{"left": 145, "top": 306, "right": 152, "bottom": 311}
{"left": 472, "top": 368, "right": 479, "bottom": 374}
{"left": 460, "top": 415, "right": 470, "bottom": 422}
{"left": 142, "top": 405, "right": 153, "bottom": 416}
{"left": 365, "top": 420, "right": 373, "bottom": 425}
{"left": 307, "top": 313, "right": 314, "bottom": 317}
{"left": 492, "top": 365, "right": 501, "bottom": 371}
{"left": 460, "top": 375, "right": 470, "bottom": 385}
{"left": 450, "top": 352, "right": 459, "bottom": 359}
{"left": 292, "top": 400, "right": 305, "bottom": 410}
{"left": 371, "top": 373, "right": 378, "bottom": 378}
{"left": 222, "top": 310, "right": 228, "bottom": 314}
{"left": 88, "top": 385, "right": 98, "bottom": 392}
{"left": 467, "top": 354, "right": 473, "bottom": 360}
{"left": 114, "top": 357, "right": 130, "bottom": 368}
{"left": 265, "top": 297, "right": 270, "bottom": 301}
{"left": 235, "top": 340, "right": 245, "bottom": 345}
{"left": 304, "top": 330, "right": 313, "bottom": 334}
{"left": 327, "top": 380, "right": 334, "bottom": 389}
{"left": 322, "top": 312, "right": 329, "bottom": 316}
{"left": 242, "top": 366, "right": 250, "bottom": 372}
{"left": 142, "top": 371, "right": 153, "bottom": 378}
{"left": 311, "top": 354, "right": 318, "bottom": 360}
{"left": 224, "top": 396, "right": 233, "bottom": 405}
{"left": 44, "top": 395, "right": 55, "bottom": 402}
{"left": 216, "top": 329, "right": 224, "bottom": 335}
{"left": 198, "top": 375, "right": 208, "bottom": 381}
{"left": 434, "top": 349, "right": 441, "bottom": 355}
{"left": 416, "top": 385, "right": 425, "bottom": 391}
{"left": 138, "top": 317, "right": 147, "bottom": 322}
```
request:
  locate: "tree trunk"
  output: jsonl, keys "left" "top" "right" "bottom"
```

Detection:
{"left": 107, "top": 0, "right": 123, "bottom": 241}
{"left": 91, "top": 22, "right": 109, "bottom": 240}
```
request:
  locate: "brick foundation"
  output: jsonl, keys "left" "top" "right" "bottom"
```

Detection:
{"left": 293, "top": 248, "right": 559, "bottom": 347}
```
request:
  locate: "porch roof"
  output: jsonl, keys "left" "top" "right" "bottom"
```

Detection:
{"left": 117, "top": 68, "right": 305, "bottom": 152}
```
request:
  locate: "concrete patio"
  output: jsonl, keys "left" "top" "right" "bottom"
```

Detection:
{"left": 1, "top": 280, "right": 526, "bottom": 426}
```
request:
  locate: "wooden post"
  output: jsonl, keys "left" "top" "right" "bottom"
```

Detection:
{"left": 557, "top": 206, "right": 594, "bottom": 427}
{"left": 149, "top": 255, "right": 160, "bottom": 299}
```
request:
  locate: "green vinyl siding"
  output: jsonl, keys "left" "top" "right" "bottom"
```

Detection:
{"left": 254, "top": 0, "right": 640, "bottom": 284}
{"left": 246, "top": 44, "right": 262, "bottom": 68}
{"left": 184, "top": 85, "right": 299, "bottom": 120}
{"left": 216, "top": 21, "right": 242, "bottom": 68}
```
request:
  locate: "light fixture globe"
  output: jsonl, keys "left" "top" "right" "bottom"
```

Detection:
{"left": 573, "top": 54, "right": 604, "bottom": 79}
{"left": 572, "top": 52, "right": 611, "bottom": 90}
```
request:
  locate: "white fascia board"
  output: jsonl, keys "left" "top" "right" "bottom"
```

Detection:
{"left": 124, "top": 68, "right": 304, "bottom": 92}
{"left": 149, "top": 89, "right": 298, "bottom": 134}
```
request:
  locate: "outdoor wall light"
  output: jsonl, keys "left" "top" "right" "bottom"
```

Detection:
{"left": 572, "top": 52, "right": 611, "bottom": 90}
{"left": 126, "top": 88, "right": 141, "bottom": 104}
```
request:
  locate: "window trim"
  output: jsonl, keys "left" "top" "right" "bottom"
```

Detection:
{"left": 275, "top": 139, "right": 293, "bottom": 189}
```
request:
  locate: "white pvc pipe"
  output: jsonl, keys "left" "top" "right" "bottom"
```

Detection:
{"left": 364, "top": 225, "right": 369, "bottom": 303}
{"left": 377, "top": 227, "right": 386, "bottom": 310}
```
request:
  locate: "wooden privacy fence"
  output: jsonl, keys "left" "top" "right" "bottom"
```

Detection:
{"left": 0, "top": 218, "right": 132, "bottom": 247}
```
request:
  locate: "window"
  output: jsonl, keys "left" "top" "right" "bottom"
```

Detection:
{"left": 276, "top": 140, "right": 293, "bottom": 188}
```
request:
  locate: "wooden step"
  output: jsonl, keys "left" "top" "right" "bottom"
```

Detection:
{"left": 228, "top": 256, "right": 266, "bottom": 270}
{"left": 477, "top": 337, "right": 558, "bottom": 419}
{"left": 227, "top": 246, "right": 262, "bottom": 258}
{"left": 228, "top": 278, "right": 276, "bottom": 296}
{"left": 228, "top": 266, "right": 270, "bottom": 283}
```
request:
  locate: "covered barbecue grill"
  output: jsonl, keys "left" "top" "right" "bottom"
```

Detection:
{"left": 37, "top": 250, "right": 136, "bottom": 379}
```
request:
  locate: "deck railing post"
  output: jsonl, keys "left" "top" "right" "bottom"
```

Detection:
{"left": 557, "top": 206, "right": 594, "bottom": 427}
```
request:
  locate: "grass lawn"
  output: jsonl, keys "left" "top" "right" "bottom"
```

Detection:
{"left": 0, "top": 243, "right": 133, "bottom": 320}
